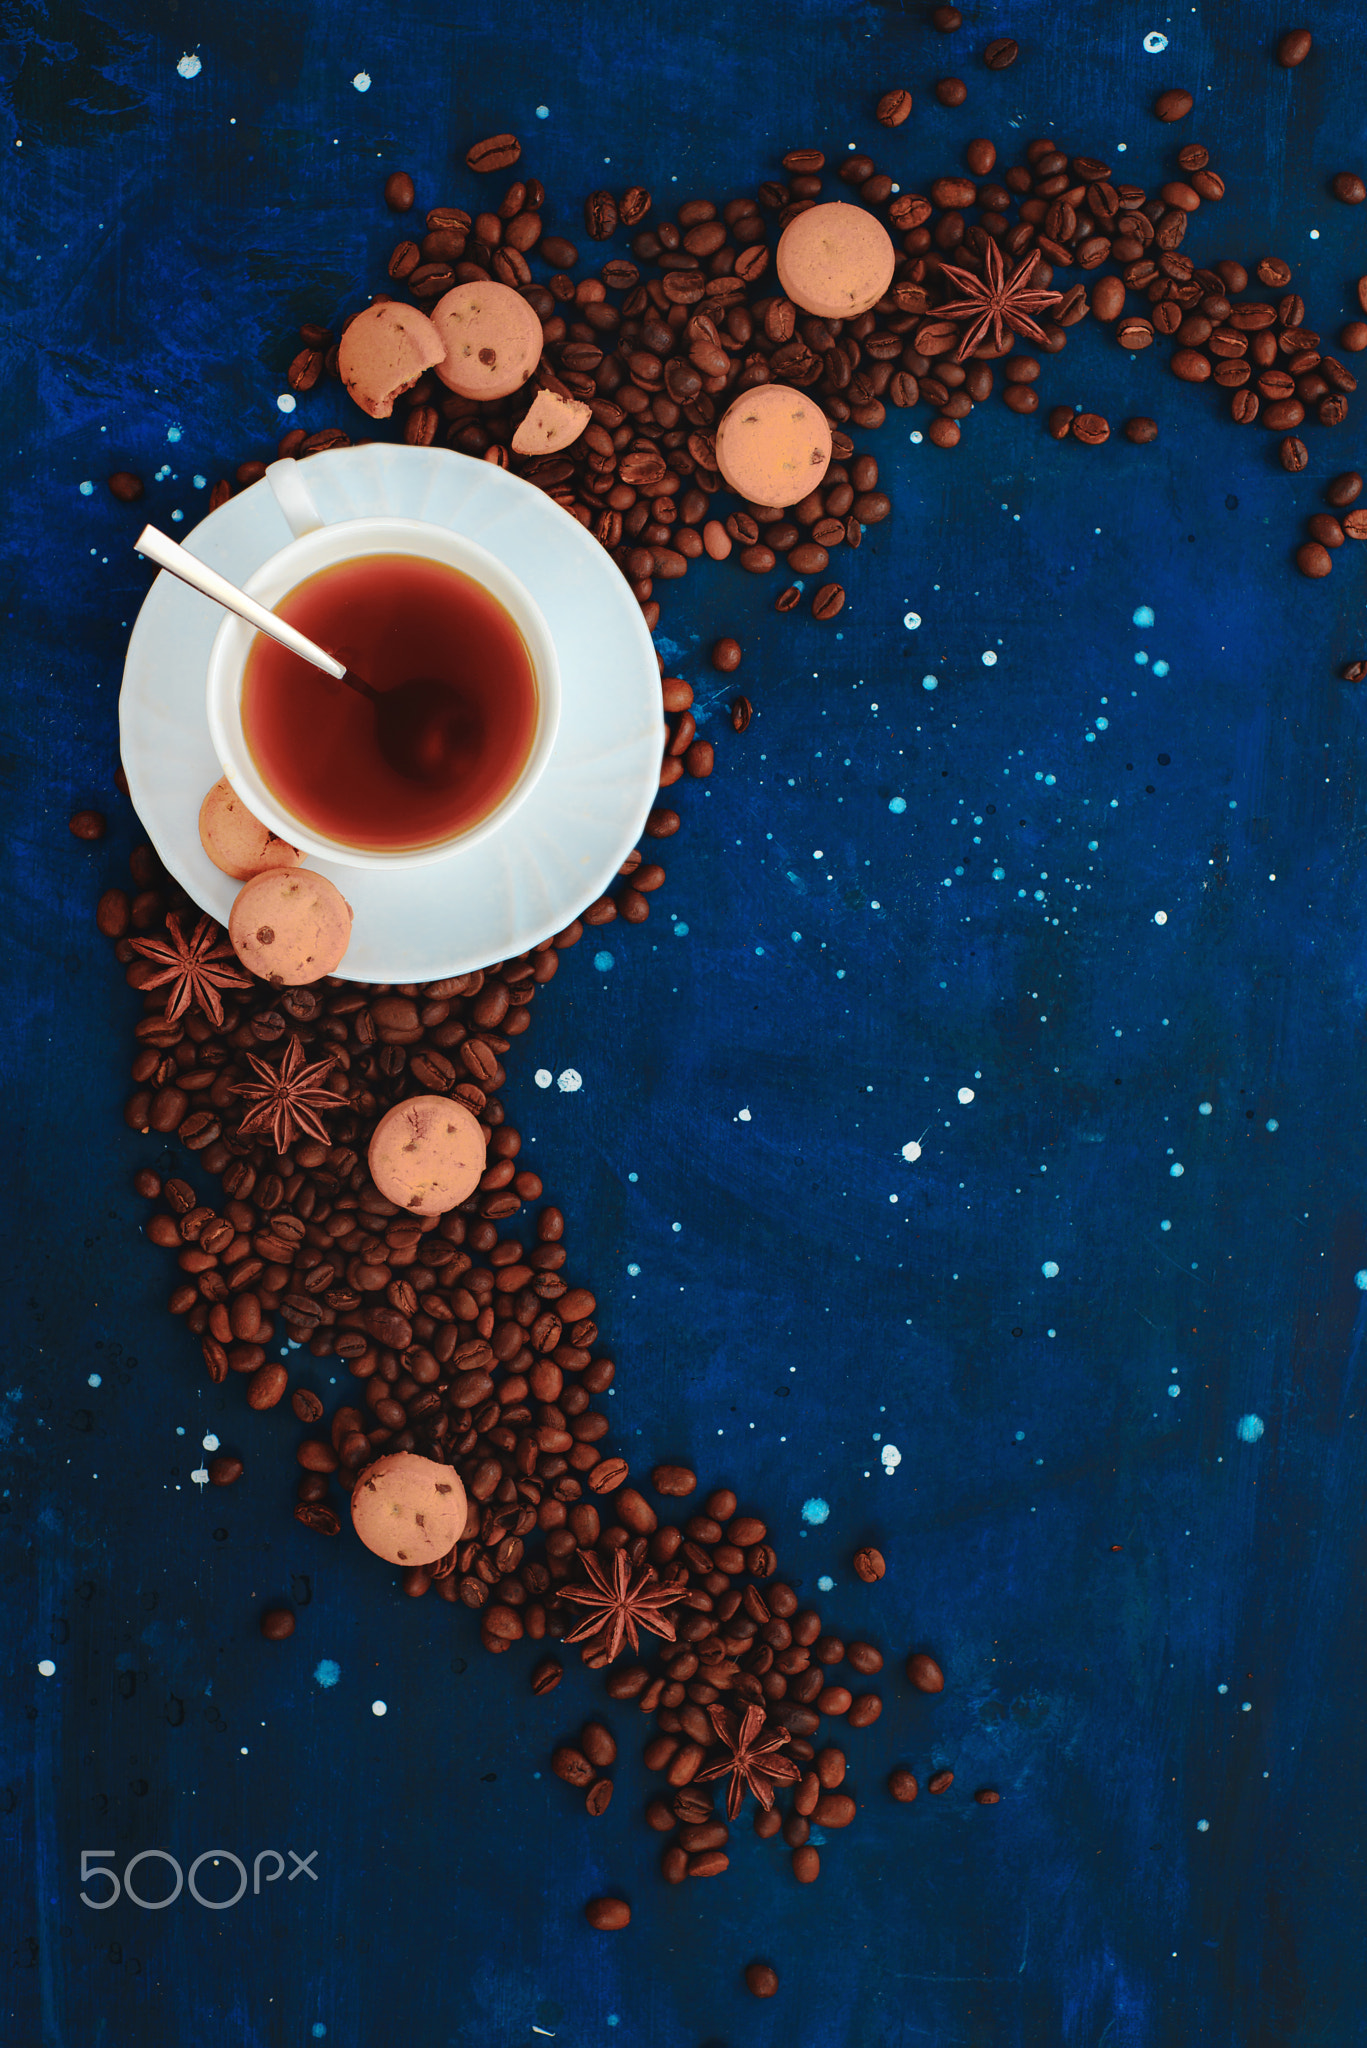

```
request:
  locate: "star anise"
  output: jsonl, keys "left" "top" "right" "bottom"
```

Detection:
{"left": 934, "top": 239, "right": 1063, "bottom": 361}
{"left": 230, "top": 1034, "right": 347, "bottom": 1155}
{"left": 697, "top": 1703, "right": 801, "bottom": 1820}
{"left": 559, "top": 1546, "right": 684, "bottom": 1664}
{"left": 130, "top": 911, "right": 252, "bottom": 1027}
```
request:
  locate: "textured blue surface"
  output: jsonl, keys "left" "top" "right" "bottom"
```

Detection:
{"left": 4, "top": 0, "right": 1367, "bottom": 2042}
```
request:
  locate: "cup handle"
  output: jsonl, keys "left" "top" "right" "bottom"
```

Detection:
{"left": 265, "top": 458, "right": 326, "bottom": 539}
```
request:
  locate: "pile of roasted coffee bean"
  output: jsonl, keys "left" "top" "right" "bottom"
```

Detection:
{"left": 532, "top": 1501, "right": 994, "bottom": 1893}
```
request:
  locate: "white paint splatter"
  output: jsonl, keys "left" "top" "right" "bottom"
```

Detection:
{"left": 1154, "top": 911, "right": 1168, "bottom": 925}
{"left": 958, "top": 1086, "right": 975, "bottom": 1104}
{"left": 1142, "top": 32, "right": 1168, "bottom": 54}
{"left": 276, "top": 393, "right": 297, "bottom": 413}
{"left": 903, "top": 611, "right": 921, "bottom": 630}
{"left": 191, "top": 1467, "right": 209, "bottom": 1487}
{"left": 557, "top": 1069, "right": 582, "bottom": 1093}
{"left": 881, "top": 1444, "right": 901, "bottom": 1474}
{"left": 902, "top": 1140, "right": 922, "bottom": 1162}
{"left": 177, "top": 52, "right": 202, "bottom": 79}
{"left": 981, "top": 650, "right": 997, "bottom": 667}
{"left": 352, "top": 71, "right": 371, "bottom": 92}
{"left": 38, "top": 1660, "right": 56, "bottom": 1677}
{"left": 202, "top": 1434, "right": 220, "bottom": 1451}
{"left": 534, "top": 1069, "right": 552, "bottom": 1088}
{"left": 737, "top": 1107, "right": 751, "bottom": 1122}
{"left": 371, "top": 1700, "right": 388, "bottom": 1716}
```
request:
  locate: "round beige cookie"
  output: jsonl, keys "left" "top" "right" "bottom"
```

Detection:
{"left": 715, "top": 385, "right": 833, "bottom": 508}
{"left": 368, "top": 1094, "right": 487, "bottom": 1215}
{"left": 430, "top": 281, "right": 542, "bottom": 400}
{"left": 776, "top": 202, "right": 896, "bottom": 320}
{"left": 351, "top": 1452, "right": 468, "bottom": 1566}
{"left": 337, "top": 301, "right": 448, "bottom": 420}
{"left": 228, "top": 869, "right": 353, "bottom": 985}
{"left": 198, "top": 776, "right": 303, "bottom": 882}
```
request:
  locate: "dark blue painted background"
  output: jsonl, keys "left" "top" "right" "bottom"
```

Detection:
{"left": 3, "top": 0, "right": 1366, "bottom": 2041}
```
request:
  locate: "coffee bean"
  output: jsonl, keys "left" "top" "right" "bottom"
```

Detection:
{"left": 1308, "top": 515, "right": 1345, "bottom": 548}
{"left": 585, "top": 1780, "right": 613, "bottom": 1817}
{"left": 812, "top": 583, "right": 845, "bottom": 620}
{"left": 791, "top": 1845, "right": 820, "bottom": 1882}
{"left": 247, "top": 1363, "right": 288, "bottom": 1410}
{"left": 1342, "top": 509, "right": 1367, "bottom": 539}
{"left": 876, "top": 89, "right": 913, "bottom": 127}
{"left": 935, "top": 78, "right": 968, "bottom": 107}
{"left": 983, "top": 37, "right": 1018, "bottom": 68}
{"left": 1333, "top": 173, "right": 1367, "bottom": 205}
{"left": 975, "top": 1787, "right": 1002, "bottom": 1805}
{"left": 932, "top": 5, "right": 962, "bottom": 25}
{"left": 1280, "top": 436, "right": 1309, "bottom": 472}
{"left": 711, "top": 637, "right": 742, "bottom": 672}
{"left": 1297, "top": 541, "right": 1334, "bottom": 577}
{"left": 585, "top": 190, "right": 618, "bottom": 239}
{"left": 1277, "top": 28, "right": 1312, "bottom": 65}
{"left": 109, "top": 472, "right": 144, "bottom": 502}
{"left": 907, "top": 1652, "right": 945, "bottom": 1693}
{"left": 651, "top": 1463, "right": 697, "bottom": 1496}
{"left": 584, "top": 1897, "right": 630, "bottom": 1930}
{"left": 384, "top": 171, "right": 415, "bottom": 212}
{"left": 775, "top": 585, "right": 801, "bottom": 612}
{"left": 927, "top": 1769, "right": 955, "bottom": 1794}
{"left": 260, "top": 1608, "right": 295, "bottom": 1640}
{"left": 207, "top": 1456, "right": 243, "bottom": 1486}
{"left": 291, "top": 1388, "right": 325, "bottom": 1423}
{"left": 581, "top": 1721, "right": 617, "bottom": 1768}
{"left": 851, "top": 1547, "right": 885, "bottom": 1584}
{"left": 729, "top": 696, "right": 753, "bottom": 733}
{"left": 68, "top": 810, "right": 106, "bottom": 840}
{"left": 1231, "top": 389, "right": 1261, "bottom": 424}
{"left": 531, "top": 1658, "right": 563, "bottom": 1695}
{"left": 1154, "top": 89, "right": 1194, "bottom": 122}
{"left": 1342, "top": 659, "right": 1367, "bottom": 681}
{"left": 660, "top": 1844, "right": 688, "bottom": 1883}
{"left": 745, "top": 1963, "right": 779, "bottom": 1998}
{"left": 889, "top": 1769, "right": 919, "bottom": 1802}
{"left": 1073, "top": 413, "right": 1110, "bottom": 444}
{"left": 1124, "top": 417, "right": 1159, "bottom": 444}
{"left": 467, "top": 134, "right": 521, "bottom": 173}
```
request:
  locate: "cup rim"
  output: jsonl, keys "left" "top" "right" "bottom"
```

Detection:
{"left": 205, "top": 516, "right": 562, "bottom": 870}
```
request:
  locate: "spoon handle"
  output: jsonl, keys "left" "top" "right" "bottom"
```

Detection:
{"left": 134, "top": 523, "right": 347, "bottom": 680}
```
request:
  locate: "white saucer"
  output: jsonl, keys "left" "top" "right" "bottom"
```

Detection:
{"left": 119, "top": 445, "right": 664, "bottom": 982}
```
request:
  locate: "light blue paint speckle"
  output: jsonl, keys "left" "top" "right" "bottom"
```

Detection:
{"left": 1265, "top": 1119, "right": 1278, "bottom": 1133}
{"left": 352, "top": 71, "right": 371, "bottom": 91}
{"left": 1133, "top": 604, "right": 1155, "bottom": 627}
{"left": 166, "top": 425, "right": 182, "bottom": 443}
{"left": 673, "top": 921, "right": 689, "bottom": 937}
{"left": 1199, "top": 1101, "right": 1212, "bottom": 1116}
{"left": 801, "top": 1497, "right": 830, "bottom": 1526}
{"left": 79, "top": 480, "right": 94, "bottom": 496}
{"left": 593, "top": 950, "right": 614, "bottom": 971}
{"left": 817, "top": 1574, "right": 834, "bottom": 1591}
{"left": 1196, "top": 1819, "right": 1209, "bottom": 1833}
{"left": 889, "top": 796, "right": 907, "bottom": 814}
{"left": 1041, "top": 1260, "right": 1059, "bottom": 1278}
{"left": 1152, "top": 660, "right": 1170, "bottom": 677}
{"left": 903, "top": 611, "right": 921, "bottom": 630}
{"left": 1236, "top": 1414, "right": 1265, "bottom": 1443}
{"left": 312, "top": 2029, "right": 328, "bottom": 2041}
{"left": 87, "top": 1373, "right": 101, "bottom": 1388}
{"left": 536, "top": 104, "right": 550, "bottom": 117}
{"left": 1135, "top": 650, "right": 1149, "bottom": 666}
{"left": 1167, "top": 1384, "right": 1180, "bottom": 1398}
{"left": 791, "top": 931, "right": 801, "bottom": 942}
{"left": 193, "top": 473, "right": 207, "bottom": 489}
{"left": 627, "top": 1262, "right": 640, "bottom": 1277}
{"left": 313, "top": 1659, "right": 341, "bottom": 1689}
{"left": 922, "top": 674, "right": 938, "bottom": 691}
{"left": 1170, "top": 1162, "right": 1184, "bottom": 1177}
{"left": 1161, "top": 1220, "right": 1171, "bottom": 1231}
{"left": 606, "top": 2018, "right": 619, "bottom": 2029}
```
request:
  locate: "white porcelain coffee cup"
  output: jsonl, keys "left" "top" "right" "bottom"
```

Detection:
{"left": 205, "top": 459, "right": 561, "bottom": 870}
